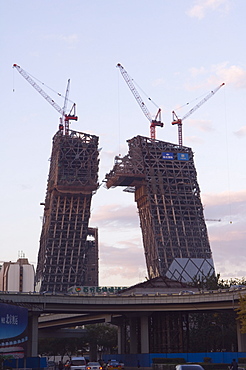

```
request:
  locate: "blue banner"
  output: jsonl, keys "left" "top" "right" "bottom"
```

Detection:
{"left": 178, "top": 153, "right": 189, "bottom": 161}
{"left": 162, "top": 152, "right": 174, "bottom": 160}
{"left": 0, "top": 303, "right": 28, "bottom": 340}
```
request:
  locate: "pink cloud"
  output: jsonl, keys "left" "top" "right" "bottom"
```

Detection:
{"left": 188, "top": 118, "right": 214, "bottom": 132}
{"left": 90, "top": 203, "right": 139, "bottom": 228}
{"left": 95, "top": 190, "right": 246, "bottom": 285}
{"left": 234, "top": 126, "right": 246, "bottom": 138}
{"left": 203, "top": 190, "right": 246, "bottom": 279}
{"left": 186, "top": 135, "right": 204, "bottom": 145}
{"left": 211, "top": 63, "right": 246, "bottom": 88}
{"left": 99, "top": 243, "right": 147, "bottom": 286}
{"left": 187, "top": 0, "right": 230, "bottom": 20}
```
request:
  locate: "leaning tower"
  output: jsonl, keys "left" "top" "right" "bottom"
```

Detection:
{"left": 35, "top": 130, "right": 99, "bottom": 292}
{"left": 105, "top": 135, "right": 214, "bottom": 282}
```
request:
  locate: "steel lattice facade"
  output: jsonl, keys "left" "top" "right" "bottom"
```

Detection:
{"left": 105, "top": 135, "right": 214, "bottom": 282}
{"left": 35, "top": 130, "right": 99, "bottom": 293}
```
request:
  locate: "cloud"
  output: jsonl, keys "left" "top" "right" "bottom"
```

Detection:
{"left": 234, "top": 126, "right": 246, "bottom": 138}
{"left": 187, "top": 0, "right": 230, "bottom": 20}
{"left": 92, "top": 203, "right": 147, "bottom": 285}
{"left": 213, "top": 63, "right": 246, "bottom": 88}
{"left": 91, "top": 203, "right": 139, "bottom": 228}
{"left": 96, "top": 190, "right": 246, "bottom": 285}
{"left": 186, "top": 63, "right": 246, "bottom": 91}
{"left": 203, "top": 190, "right": 246, "bottom": 209}
{"left": 44, "top": 33, "right": 79, "bottom": 47}
{"left": 152, "top": 78, "right": 166, "bottom": 87}
{"left": 189, "top": 66, "right": 207, "bottom": 77}
{"left": 188, "top": 118, "right": 214, "bottom": 132}
{"left": 203, "top": 190, "right": 246, "bottom": 279}
{"left": 211, "top": 232, "right": 246, "bottom": 278}
{"left": 186, "top": 135, "right": 204, "bottom": 145}
{"left": 99, "top": 243, "right": 147, "bottom": 286}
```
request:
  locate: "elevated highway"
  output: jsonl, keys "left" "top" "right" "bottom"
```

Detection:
{"left": 1, "top": 288, "right": 246, "bottom": 356}
{"left": 0, "top": 288, "right": 243, "bottom": 315}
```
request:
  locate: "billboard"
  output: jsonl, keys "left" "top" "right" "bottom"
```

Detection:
{"left": 0, "top": 303, "right": 28, "bottom": 358}
{"left": 162, "top": 152, "right": 174, "bottom": 160}
{"left": 177, "top": 153, "right": 189, "bottom": 161}
{"left": 0, "top": 303, "right": 28, "bottom": 339}
{"left": 67, "top": 285, "right": 128, "bottom": 294}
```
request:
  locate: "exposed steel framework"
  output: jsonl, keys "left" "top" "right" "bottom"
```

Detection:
{"left": 35, "top": 130, "right": 99, "bottom": 293}
{"left": 105, "top": 135, "right": 214, "bottom": 282}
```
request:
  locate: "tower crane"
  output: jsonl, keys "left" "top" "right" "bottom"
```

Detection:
{"left": 205, "top": 219, "right": 221, "bottom": 222}
{"left": 13, "top": 64, "right": 78, "bottom": 135}
{"left": 117, "top": 63, "right": 164, "bottom": 140}
{"left": 172, "top": 82, "right": 225, "bottom": 147}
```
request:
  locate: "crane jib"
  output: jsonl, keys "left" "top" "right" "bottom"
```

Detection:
{"left": 13, "top": 63, "right": 78, "bottom": 135}
{"left": 117, "top": 63, "right": 164, "bottom": 140}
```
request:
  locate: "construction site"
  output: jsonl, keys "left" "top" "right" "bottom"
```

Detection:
{"left": 13, "top": 64, "right": 100, "bottom": 293}
{"left": 35, "top": 130, "right": 99, "bottom": 292}
{"left": 12, "top": 63, "right": 225, "bottom": 292}
{"left": 105, "top": 135, "right": 214, "bottom": 282}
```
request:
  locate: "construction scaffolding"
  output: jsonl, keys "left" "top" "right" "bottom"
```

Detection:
{"left": 105, "top": 135, "right": 214, "bottom": 282}
{"left": 35, "top": 130, "right": 99, "bottom": 293}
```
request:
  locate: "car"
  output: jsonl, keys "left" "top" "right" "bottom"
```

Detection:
{"left": 69, "top": 356, "right": 87, "bottom": 370}
{"left": 106, "top": 361, "right": 123, "bottom": 370}
{"left": 86, "top": 362, "right": 103, "bottom": 370}
{"left": 179, "top": 290, "right": 195, "bottom": 295}
{"left": 48, "top": 361, "right": 56, "bottom": 369}
{"left": 176, "top": 365, "right": 204, "bottom": 370}
{"left": 230, "top": 285, "right": 245, "bottom": 290}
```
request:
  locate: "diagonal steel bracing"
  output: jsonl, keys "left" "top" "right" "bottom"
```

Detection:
{"left": 105, "top": 135, "right": 214, "bottom": 282}
{"left": 35, "top": 130, "right": 99, "bottom": 293}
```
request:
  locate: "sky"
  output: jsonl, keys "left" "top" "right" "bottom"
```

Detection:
{"left": 1, "top": 0, "right": 245, "bottom": 287}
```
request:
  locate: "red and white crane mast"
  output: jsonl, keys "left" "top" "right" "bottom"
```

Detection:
{"left": 172, "top": 82, "right": 225, "bottom": 147}
{"left": 117, "top": 63, "right": 164, "bottom": 140}
{"left": 13, "top": 64, "right": 78, "bottom": 135}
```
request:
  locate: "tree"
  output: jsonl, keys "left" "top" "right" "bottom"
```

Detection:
{"left": 38, "top": 324, "right": 117, "bottom": 359}
{"left": 84, "top": 324, "right": 117, "bottom": 360}
{"left": 39, "top": 337, "right": 87, "bottom": 358}
{"left": 236, "top": 294, "right": 246, "bottom": 334}
{"left": 188, "top": 310, "right": 237, "bottom": 352}
{"left": 191, "top": 273, "right": 246, "bottom": 291}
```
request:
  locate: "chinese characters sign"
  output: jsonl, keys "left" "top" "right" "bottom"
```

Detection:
{"left": 0, "top": 303, "right": 28, "bottom": 340}
{"left": 67, "top": 286, "right": 128, "bottom": 294}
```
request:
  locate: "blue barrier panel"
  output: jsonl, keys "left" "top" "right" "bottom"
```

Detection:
{"left": 137, "top": 353, "right": 152, "bottom": 367}
{"left": 4, "top": 356, "right": 48, "bottom": 369}
{"left": 187, "top": 352, "right": 206, "bottom": 363}
{"left": 103, "top": 352, "right": 246, "bottom": 367}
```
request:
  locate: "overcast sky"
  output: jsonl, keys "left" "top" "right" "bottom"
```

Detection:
{"left": 1, "top": 0, "right": 245, "bottom": 287}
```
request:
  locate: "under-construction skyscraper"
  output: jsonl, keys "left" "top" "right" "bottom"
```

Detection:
{"left": 105, "top": 135, "right": 214, "bottom": 282}
{"left": 35, "top": 130, "right": 99, "bottom": 292}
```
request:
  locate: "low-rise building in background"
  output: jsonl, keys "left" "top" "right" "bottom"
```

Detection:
{"left": 0, "top": 258, "right": 35, "bottom": 292}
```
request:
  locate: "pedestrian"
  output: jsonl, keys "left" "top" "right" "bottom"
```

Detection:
{"left": 58, "top": 361, "right": 63, "bottom": 370}
{"left": 230, "top": 359, "right": 238, "bottom": 370}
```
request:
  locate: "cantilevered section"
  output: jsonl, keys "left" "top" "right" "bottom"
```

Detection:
{"left": 105, "top": 135, "right": 214, "bottom": 282}
{"left": 35, "top": 130, "right": 99, "bottom": 293}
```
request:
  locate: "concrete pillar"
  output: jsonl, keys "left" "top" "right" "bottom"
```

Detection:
{"left": 27, "top": 313, "right": 39, "bottom": 357}
{"left": 117, "top": 326, "right": 122, "bottom": 355}
{"left": 129, "top": 317, "right": 138, "bottom": 354}
{"left": 237, "top": 319, "right": 246, "bottom": 351}
{"left": 112, "top": 318, "right": 126, "bottom": 355}
{"left": 140, "top": 315, "right": 149, "bottom": 353}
